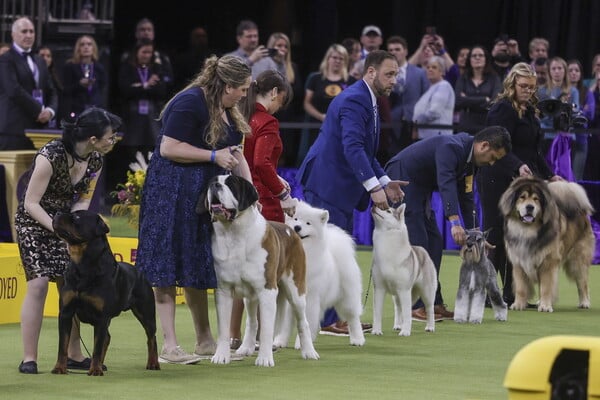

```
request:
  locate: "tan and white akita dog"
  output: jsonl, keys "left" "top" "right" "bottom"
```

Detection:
{"left": 371, "top": 204, "right": 438, "bottom": 336}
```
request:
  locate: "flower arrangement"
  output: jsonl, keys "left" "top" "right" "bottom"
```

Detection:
{"left": 111, "top": 152, "right": 151, "bottom": 229}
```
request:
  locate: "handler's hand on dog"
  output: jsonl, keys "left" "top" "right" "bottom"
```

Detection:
{"left": 371, "top": 190, "right": 389, "bottom": 210}
{"left": 451, "top": 225, "right": 467, "bottom": 246}
{"left": 518, "top": 164, "right": 532, "bottom": 177}
{"left": 280, "top": 196, "right": 298, "bottom": 216}
{"left": 214, "top": 147, "right": 240, "bottom": 170}
{"left": 385, "top": 180, "right": 409, "bottom": 203}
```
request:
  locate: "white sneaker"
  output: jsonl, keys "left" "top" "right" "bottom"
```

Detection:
{"left": 158, "top": 346, "right": 202, "bottom": 365}
{"left": 194, "top": 342, "right": 245, "bottom": 361}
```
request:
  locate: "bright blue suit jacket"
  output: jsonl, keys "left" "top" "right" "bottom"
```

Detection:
{"left": 297, "top": 79, "right": 386, "bottom": 213}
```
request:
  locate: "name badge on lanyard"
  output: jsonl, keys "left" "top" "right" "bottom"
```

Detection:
{"left": 32, "top": 89, "right": 43, "bottom": 105}
{"left": 138, "top": 100, "right": 149, "bottom": 115}
{"left": 137, "top": 66, "right": 150, "bottom": 115}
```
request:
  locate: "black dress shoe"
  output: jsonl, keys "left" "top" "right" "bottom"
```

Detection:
{"left": 18, "top": 360, "right": 38, "bottom": 374}
{"left": 67, "top": 357, "right": 107, "bottom": 371}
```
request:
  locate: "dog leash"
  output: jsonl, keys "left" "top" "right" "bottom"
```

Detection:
{"left": 363, "top": 267, "right": 372, "bottom": 308}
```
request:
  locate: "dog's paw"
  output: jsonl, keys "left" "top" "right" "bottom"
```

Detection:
{"left": 235, "top": 344, "right": 255, "bottom": 357}
{"left": 146, "top": 362, "right": 161, "bottom": 370}
{"left": 349, "top": 336, "right": 365, "bottom": 346}
{"left": 87, "top": 367, "right": 104, "bottom": 376}
{"left": 537, "top": 303, "right": 553, "bottom": 313}
{"left": 468, "top": 318, "right": 482, "bottom": 324}
{"left": 255, "top": 355, "right": 275, "bottom": 367}
{"left": 392, "top": 325, "right": 401, "bottom": 331}
{"left": 510, "top": 301, "right": 527, "bottom": 311}
{"left": 371, "top": 329, "right": 383, "bottom": 336}
{"left": 301, "top": 348, "right": 320, "bottom": 360}
{"left": 272, "top": 338, "right": 287, "bottom": 349}
{"left": 495, "top": 310, "right": 508, "bottom": 321}
{"left": 398, "top": 329, "right": 411, "bottom": 337}
{"left": 211, "top": 348, "right": 231, "bottom": 364}
{"left": 578, "top": 301, "right": 590, "bottom": 309}
{"left": 51, "top": 366, "right": 68, "bottom": 374}
{"left": 453, "top": 318, "right": 467, "bottom": 323}
{"left": 424, "top": 325, "right": 435, "bottom": 333}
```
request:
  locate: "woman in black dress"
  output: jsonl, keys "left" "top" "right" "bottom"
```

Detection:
{"left": 477, "top": 62, "right": 561, "bottom": 304}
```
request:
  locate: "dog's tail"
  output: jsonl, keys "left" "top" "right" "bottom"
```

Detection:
{"left": 548, "top": 181, "right": 595, "bottom": 217}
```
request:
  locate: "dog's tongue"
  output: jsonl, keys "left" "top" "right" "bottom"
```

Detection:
{"left": 211, "top": 204, "right": 233, "bottom": 220}
{"left": 521, "top": 215, "right": 534, "bottom": 223}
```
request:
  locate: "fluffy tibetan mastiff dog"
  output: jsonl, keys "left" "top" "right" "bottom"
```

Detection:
{"left": 499, "top": 176, "right": 595, "bottom": 312}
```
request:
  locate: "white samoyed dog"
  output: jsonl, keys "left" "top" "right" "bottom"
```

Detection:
{"left": 273, "top": 201, "right": 365, "bottom": 347}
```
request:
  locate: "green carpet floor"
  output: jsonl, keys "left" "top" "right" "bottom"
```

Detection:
{"left": 1, "top": 251, "right": 599, "bottom": 400}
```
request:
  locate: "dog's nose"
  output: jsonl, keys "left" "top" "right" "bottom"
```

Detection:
{"left": 525, "top": 204, "right": 534, "bottom": 213}
{"left": 294, "top": 225, "right": 301, "bottom": 233}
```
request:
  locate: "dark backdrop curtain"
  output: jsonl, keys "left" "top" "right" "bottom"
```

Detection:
{"left": 112, "top": 0, "right": 600, "bottom": 101}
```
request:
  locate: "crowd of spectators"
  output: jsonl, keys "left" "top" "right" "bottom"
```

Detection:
{"left": 2, "top": 18, "right": 600, "bottom": 184}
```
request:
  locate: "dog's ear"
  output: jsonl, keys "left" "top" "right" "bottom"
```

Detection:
{"left": 483, "top": 228, "right": 492, "bottom": 239}
{"left": 320, "top": 209, "right": 329, "bottom": 224}
{"left": 95, "top": 215, "right": 110, "bottom": 236}
{"left": 393, "top": 203, "right": 406, "bottom": 219}
{"left": 499, "top": 180, "right": 520, "bottom": 217}
{"left": 228, "top": 175, "right": 258, "bottom": 212}
{"left": 196, "top": 186, "right": 209, "bottom": 214}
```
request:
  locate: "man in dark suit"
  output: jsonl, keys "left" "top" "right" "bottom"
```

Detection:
{"left": 298, "top": 50, "right": 407, "bottom": 334}
{"left": 384, "top": 126, "right": 512, "bottom": 321}
{"left": 0, "top": 17, "right": 58, "bottom": 150}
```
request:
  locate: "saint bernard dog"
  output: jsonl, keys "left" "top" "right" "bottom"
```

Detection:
{"left": 499, "top": 176, "right": 595, "bottom": 312}
{"left": 196, "top": 174, "right": 319, "bottom": 367}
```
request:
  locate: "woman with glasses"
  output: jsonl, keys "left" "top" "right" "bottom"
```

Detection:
{"left": 476, "top": 63, "right": 559, "bottom": 306}
{"left": 15, "top": 107, "right": 122, "bottom": 374}
{"left": 454, "top": 46, "right": 502, "bottom": 135}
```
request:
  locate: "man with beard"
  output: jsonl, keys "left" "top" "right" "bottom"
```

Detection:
{"left": 491, "top": 35, "right": 523, "bottom": 80}
{"left": 297, "top": 50, "right": 407, "bottom": 335}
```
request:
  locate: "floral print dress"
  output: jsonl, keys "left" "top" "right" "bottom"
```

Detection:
{"left": 15, "top": 140, "right": 102, "bottom": 281}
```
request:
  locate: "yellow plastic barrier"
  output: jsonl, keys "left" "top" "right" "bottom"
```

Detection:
{"left": 504, "top": 335, "right": 600, "bottom": 399}
{"left": 0, "top": 237, "right": 188, "bottom": 325}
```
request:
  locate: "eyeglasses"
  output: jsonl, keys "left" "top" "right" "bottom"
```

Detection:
{"left": 516, "top": 83, "right": 536, "bottom": 92}
{"left": 470, "top": 53, "right": 485, "bottom": 58}
{"left": 103, "top": 133, "right": 118, "bottom": 144}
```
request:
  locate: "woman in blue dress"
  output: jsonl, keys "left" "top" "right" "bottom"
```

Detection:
{"left": 136, "top": 55, "right": 252, "bottom": 364}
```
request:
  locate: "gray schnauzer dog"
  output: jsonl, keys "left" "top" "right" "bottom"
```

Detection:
{"left": 454, "top": 229, "right": 508, "bottom": 324}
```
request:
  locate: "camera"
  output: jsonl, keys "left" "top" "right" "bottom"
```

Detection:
{"left": 267, "top": 48, "right": 279, "bottom": 57}
{"left": 537, "top": 99, "right": 587, "bottom": 132}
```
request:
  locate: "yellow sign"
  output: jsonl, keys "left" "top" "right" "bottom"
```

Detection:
{"left": 0, "top": 237, "right": 188, "bottom": 325}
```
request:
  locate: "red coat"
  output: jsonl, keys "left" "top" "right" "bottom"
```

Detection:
{"left": 243, "top": 103, "right": 286, "bottom": 222}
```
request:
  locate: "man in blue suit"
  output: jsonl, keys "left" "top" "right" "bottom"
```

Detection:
{"left": 298, "top": 50, "right": 407, "bottom": 334}
{"left": 384, "top": 126, "right": 512, "bottom": 321}
{"left": 386, "top": 36, "right": 429, "bottom": 158}
{"left": 0, "top": 17, "right": 58, "bottom": 150}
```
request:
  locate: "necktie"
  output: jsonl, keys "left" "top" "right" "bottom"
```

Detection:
{"left": 373, "top": 104, "right": 379, "bottom": 134}
{"left": 22, "top": 51, "right": 39, "bottom": 84}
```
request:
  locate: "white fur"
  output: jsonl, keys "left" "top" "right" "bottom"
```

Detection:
{"left": 371, "top": 204, "right": 438, "bottom": 336}
{"left": 208, "top": 176, "right": 319, "bottom": 367}
{"left": 274, "top": 201, "right": 365, "bottom": 347}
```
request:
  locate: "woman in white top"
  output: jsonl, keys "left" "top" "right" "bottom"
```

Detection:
{"left": 413, "top": 56, "right": 455, "bottom": 140}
